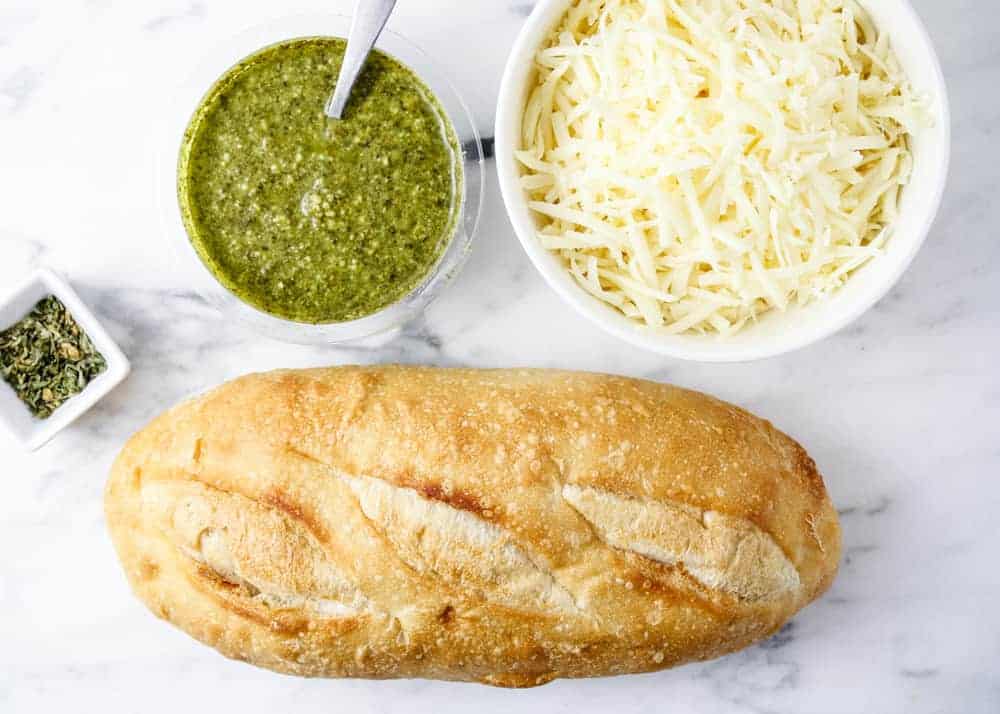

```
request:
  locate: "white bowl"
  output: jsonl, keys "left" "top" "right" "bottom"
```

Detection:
{"left": 0, "top": 268, "right": 130, "bottom": 451}
{"left": 495, "top": 0, "right": 950, "bottom": 362}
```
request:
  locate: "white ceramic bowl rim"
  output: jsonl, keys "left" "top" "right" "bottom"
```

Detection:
{"left": 157, "top": 14, "right": 486, "bottom": 345}
{"left": 495, "top": 0, "right": 951, "bottom": 362}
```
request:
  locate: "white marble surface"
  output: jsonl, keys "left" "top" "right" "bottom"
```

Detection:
{"left": 1, "top": 1, "right": 997, "bottom": 712}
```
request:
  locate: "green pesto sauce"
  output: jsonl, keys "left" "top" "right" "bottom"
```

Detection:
{"left": 178, "top": 37, "right": 460, "bottom": 323}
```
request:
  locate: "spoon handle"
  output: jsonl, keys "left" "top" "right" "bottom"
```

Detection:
{"left": 325, "top": 0, "right": 398, "bottom": 119}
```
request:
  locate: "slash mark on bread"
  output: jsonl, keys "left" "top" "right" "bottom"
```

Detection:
{"left": 263, "top": 487, "right": 330, "bottom": 545}
{"left": 562, "top": 484, "right": 800, "bottom": 601}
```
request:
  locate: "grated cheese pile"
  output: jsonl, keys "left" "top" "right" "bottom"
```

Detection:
{"left": 517, "top": 0, "right": 931, "bottom": 335}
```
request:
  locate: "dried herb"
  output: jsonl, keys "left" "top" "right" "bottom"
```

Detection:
{"left": 0, "top": 295, "right": 107, "bottom": 419}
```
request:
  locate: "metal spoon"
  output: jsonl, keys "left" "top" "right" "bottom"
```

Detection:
{"left": 325, "top": 0, "right": 398, "bottom": 119}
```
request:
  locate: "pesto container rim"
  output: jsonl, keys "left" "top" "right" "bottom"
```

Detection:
{"left": 157, "top": 15, "right": 485, "bottom": 345}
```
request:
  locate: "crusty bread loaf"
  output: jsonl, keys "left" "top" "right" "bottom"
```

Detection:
{"left": 105, "top": 366, "right": 840, "bottom": 687}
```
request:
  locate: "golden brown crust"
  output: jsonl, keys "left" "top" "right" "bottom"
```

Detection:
{"left": 104, "top": 366, "right": 840, "bottom": 686}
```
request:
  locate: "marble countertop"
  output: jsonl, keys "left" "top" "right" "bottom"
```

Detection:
{"left": 1, "top": 1, "right": 997, "bottom": 712}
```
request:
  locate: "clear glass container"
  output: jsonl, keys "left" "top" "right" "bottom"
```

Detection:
{"left": 157, "top": 15, "right": 485, "bottom": 344}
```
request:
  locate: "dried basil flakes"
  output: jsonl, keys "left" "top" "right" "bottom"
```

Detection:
{"left": 0, "top": 295, "right": 107, "bottom": 419}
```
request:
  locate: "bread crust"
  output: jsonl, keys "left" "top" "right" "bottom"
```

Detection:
{"left": 105, "top": 366, "right": 840, "bottom": 686}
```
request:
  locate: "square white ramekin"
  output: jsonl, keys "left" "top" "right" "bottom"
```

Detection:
{"left": 0, "top": 268, "right": 130, "bottom": 451}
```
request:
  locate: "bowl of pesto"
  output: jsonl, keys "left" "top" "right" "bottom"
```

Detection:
{"left": 160, "top": 16, "right": 484, "bottom": 343}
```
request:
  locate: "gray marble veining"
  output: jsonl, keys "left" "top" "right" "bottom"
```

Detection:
{"left": 0, "top": 1, "right": 998, "bottom": 713}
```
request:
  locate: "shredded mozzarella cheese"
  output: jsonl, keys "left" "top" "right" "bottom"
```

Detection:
{"left": 518, "top": 0, "right": 931, "bottom": 336}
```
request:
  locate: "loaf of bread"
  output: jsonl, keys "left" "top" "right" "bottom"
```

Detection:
{"left": 105, "top": 366, "right": 840, "bottom": 687}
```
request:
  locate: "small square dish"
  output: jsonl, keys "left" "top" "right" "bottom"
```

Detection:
{"left": 0, "top": 268, "right": 130, "bottom": 451}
